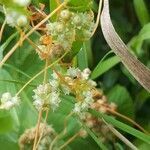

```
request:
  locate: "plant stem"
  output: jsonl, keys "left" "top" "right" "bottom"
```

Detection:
{"left": 16, "top": 51, "right": 68, "bottom": 96}
{"left": 0, "top": 19, "right": 6, "bottom": 41}
{"left": 35, "top": 109, "right": 49, "bottom": 149}
{"left": 91, "top": 0, "right": 103, "bottom": 37}
{"left": 33, "top": 109, "right": 43, "bottom": 150}
{"left": 59, "top": 132, "right": 80, "bottom": 150}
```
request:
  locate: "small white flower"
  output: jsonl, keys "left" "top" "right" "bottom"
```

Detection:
{"left": 0, "top": 93, "right": 20, "bottom": 110}
{"left": 5, "top": 10, "right": 19, "bottom": 27}
{"left": 81, "top": 68, "right": 91, "bottom": 80}
{"left": 49, "top": 80, "right": 59, "bottom": 90}
{"left": 33, "top": 99, "right": 43, "bottom": 110}
{"left": 73, "top": 102, "right": 82, "bottom": 114}
{"left": 72, "top": 14, "right": 82, "bottom": 26}
{"left": 60, "top": 9, "right": 70, "bottom": 20}
{"left": 55, "top": 23, "right": 64, "bottom": 33}
{"left": 17, "top": 15, "right": 28, "bottom": 27}
{"left": 1, "top": 92, "right": 12, "bottom": 103}
{"left": 51, "top": 72, "right": 58, "bottom": 80}
{"left": 88, "top": 80, "right": 97, "bottom": 87}
{"left": 11, "top": 96, "right": 20, "bottom": 105}
{"left": 49, "top": 92, "right": 61, "bottom": 111}
{"left": 67, "top": 67, "right": 81, "bottom": 78}
{"left": 2, "top": 101, "right": 14, "bottom": 110}
{"left": 33, "top": 84, "right": 51, "bottom": 96}
{"left": 61, "top": 84, "right": 70, "bottom": 95}
{"left": 13, "top": 0, "right": 31, "bottom": 7}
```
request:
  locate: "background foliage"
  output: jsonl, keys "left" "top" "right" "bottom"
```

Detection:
{"left": 0, "top": 0, "right": 150, "bottom": 149}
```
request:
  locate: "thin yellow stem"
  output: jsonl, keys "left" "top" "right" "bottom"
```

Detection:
{"left": 33, "top": 109, "right": 43, "bottom": 150}
{"left": 0, "top": 2, "right": 67, "bottom": 68}
{"left": 26, "top": 37, "right": 43, "bottom": 53}
{"left": 49, "top": 112, "right": 73, "bottom": 150}
{"left": 91, "top": 0, "right": 103, "bottom": 37}
{"left": 16, "top": 51, "right": 68, "bottom": 96}
{"left": 0, "top": 20, "right": 6, "bottom": 41}
{"left": 59, "top": 132, "right": 80, "bottom": 150}
{"left": 43, "top": 59, "right": 49, "bottom": 83}
{"left": 55, "top": 0, "right": 61, "bottom": 6}
{"left": 35, "top": 109, "right": 49, "bottom": 149}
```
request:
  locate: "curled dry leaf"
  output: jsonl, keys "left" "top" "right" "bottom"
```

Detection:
{"left": 100, "top": 0, "right": 150, "bottom": 92}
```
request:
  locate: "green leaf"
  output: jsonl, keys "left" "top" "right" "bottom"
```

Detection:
{"left": 133, "top": 0, "right": 150, "bottom": 26}
{"left": 90, "top": 110, "right": 150, "bottom": 145}
{"left": 0, "top": 69, "right": 17, "bottom": 95}
{"left": 0, "top": 32, "right": 18, "bottom": 61}
{"left": 49, "top": 0, "right": 58, "bottom": 21}
{"left": 107, "top": 85, "right": 134, "bottom": 118}
{"left": 82, "top": 122, "right": 107, "bottom": 150}
{"left": 0, "top": 110, "right": 13, "bottom": 133}
{"left": 129, "top": 23, "right": 150, "bottom": 55}
{"left": 67, "top": 0, "right": 93, "bottom": 11}
{"left": 77, "top": 43, "right": 88, "bottom": 70}
{"left": 91, "top": 55, "right": 120, "bottom": 79}
{"left": 64, "top": 41, "right": 83, "bottom": 62}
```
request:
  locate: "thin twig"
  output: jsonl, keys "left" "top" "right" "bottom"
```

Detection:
{"left": 91, "top": 0, "right": 103, "bottom": 37}
{"left": 59, "top": 132, "right": 80, "bottom": 150}
{"left": 49, "top": 112, "right": 73, "bottom": 150}
{"left": 35, "top": 109, "right": 49, "bottom": 149}
{"left": 33, "top": 109, "right": 43, "bottom": 150}
{"left": 0, "top": 20, "right": 6, "bottom": 41}
{"left": 16, "top": 51, "right": 68, "bottom": 96}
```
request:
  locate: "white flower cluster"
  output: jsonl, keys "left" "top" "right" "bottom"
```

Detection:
{"left": 73, "top": 91, "right": 94, "bottom": 117}
{"left": 65, "top": 67, "right": 97, "bottom": 117}
{"left": 33, "top": 67, "right": 96, "bottom": 115}
{"left": 0, "top": 92, "right": 20, "bottom": 110}
{"left": 33, "top": 72, "right": 70, "bottom": 111}
{"left": 46, "top": 9, "right": 95, "bottom": 52}
{"left": 13, "top": 0, "right": 31, "bottom": 7}
{"left": 4, "top": 0, "right": 31, "bottom": 27}
{"left": 33, "top": 82, "right": 61, "bottom": 111}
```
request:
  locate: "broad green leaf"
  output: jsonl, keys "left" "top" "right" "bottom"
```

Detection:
{"left": 77, "top": 43, "right": 88, "bottom": 70}
{"left": 107, "top": 85, "right": 134, "bottom": 118}
{"left": 0, "top": 32, "right": 18, "bottom": 61}
{"left": 0, "top": 110, "right": 13, "bottom": 133}
{"left": 133, "top": 0, "right": 149, "bottom": 26}
{"left": 90, "top": 110, "right": 150, "bottom": 145}
{"left": 0, "top": 69, "right": 17, "bottom": 95}
{"left": 91, "top": 55, "right": 120, "bottom": 79}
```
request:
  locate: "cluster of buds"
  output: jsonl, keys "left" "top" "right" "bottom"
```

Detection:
{"left": 19, "top": 123, "right": 57, "bottom": 150}
{"left": 4, "top": 0, "right": 31, "bottom": 27}
{"left": 81, "top": 90, "right": 117, "bottom": 142}
{"left": 0, "top": 92, "right": 20, "bottom": 110}
{"left": 36, "top": 9, "right": 95, "bottom": 60}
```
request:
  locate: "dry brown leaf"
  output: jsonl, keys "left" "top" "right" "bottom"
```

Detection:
{"left": 100, "top": 0, "right": 150, "bottom": 92}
